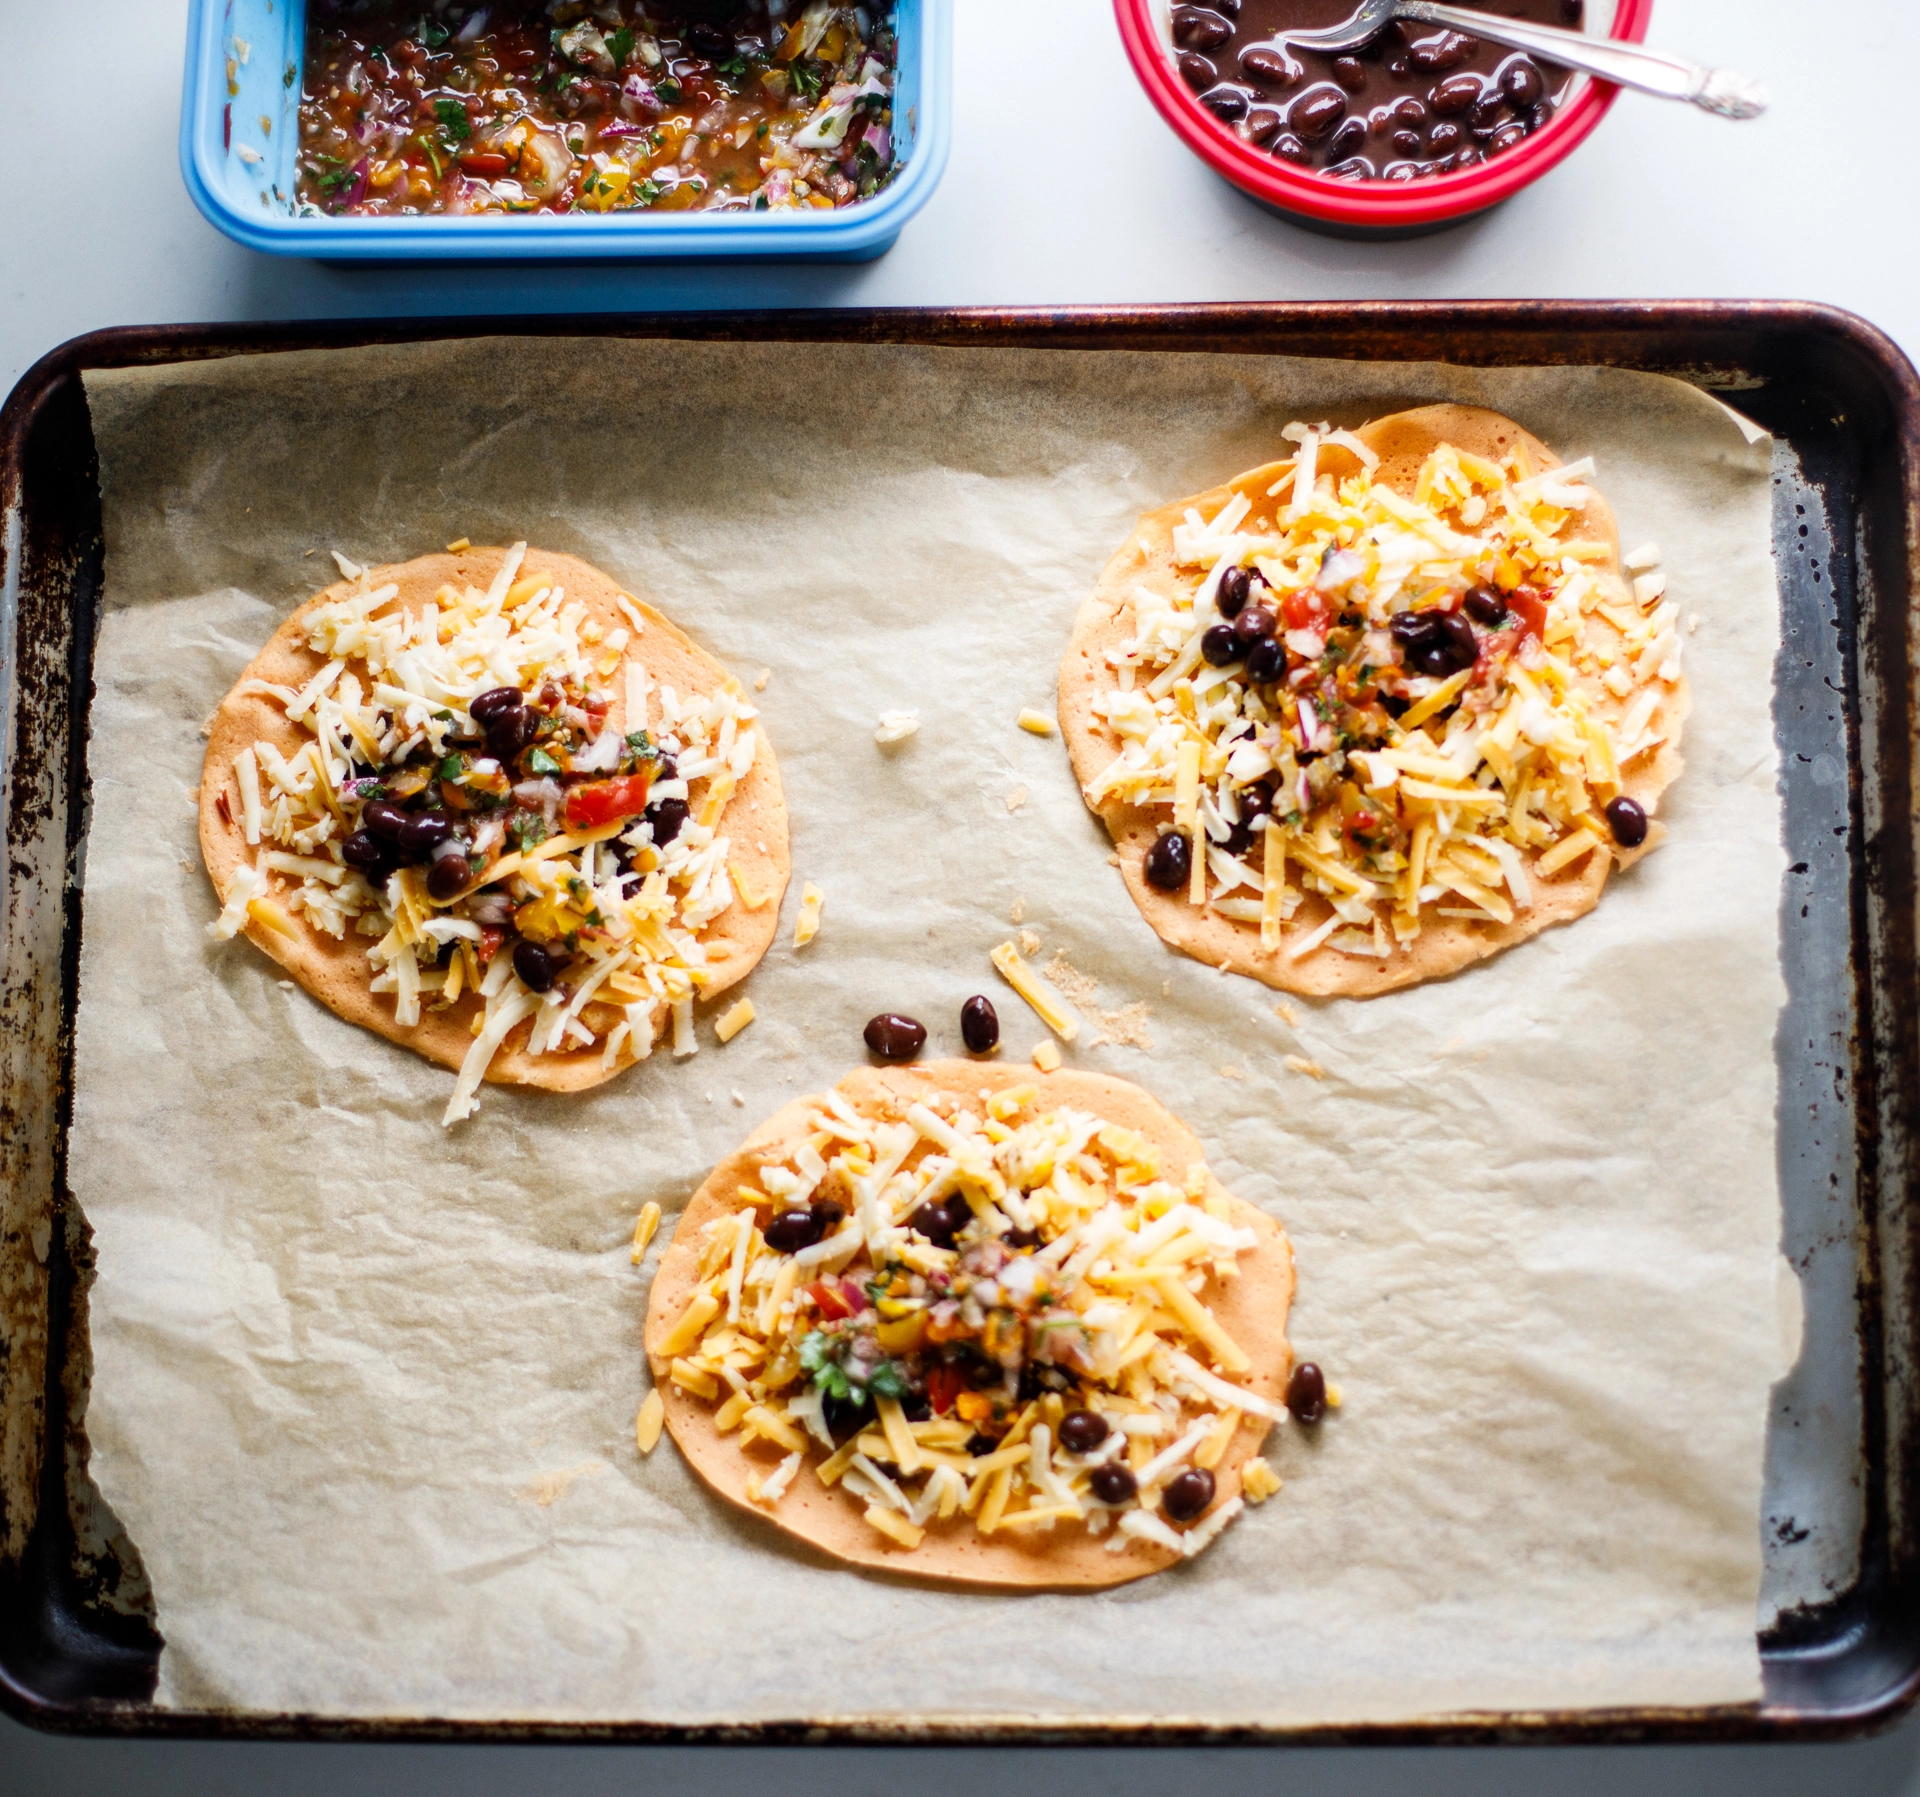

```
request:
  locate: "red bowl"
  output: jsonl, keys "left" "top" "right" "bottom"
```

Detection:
{"left": 1115, "top": 0, "right": 1654, "bottom": 236}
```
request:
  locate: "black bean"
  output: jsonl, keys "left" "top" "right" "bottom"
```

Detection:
{"left": 966, "top": 1432, "right": 999, "bottom": 1456}
{"left": 1462, "top": 584, "right": 1506, "bottom": 626}
{"left": 1269, "top": 132, "right": 1310, "bottom": 164}
{"left": 1002, "top": 1226, "right": 1042, "bottom": 1249}
{"left": 1605, "top": 796, "right": 1649, "bottom": 848}
{"left": 1287, "top": 1360, "right": 1327, "bottom": 1423}
{"left": 341, "top": 828, "right": 387, "bottom": 872}
{"left": 960, "top": 995, "right": 1000, "bottom": 1054}
{"left": 1244, "top": 636, "right": 1287, "bottom": 683}
{"left": 1058, "top": 1410, "right": 1110, "bottom": 1454}
{"left": 1239, "top": 44, "right": 1301, "bottom": 87}
{"left": 362, "top": 799, "right": 412, "bottom": 843}
{"left": 426, "top": 847, "right": 471, "bottom": 901}
{"left": 1327, "top": 117, "right": 1368, "bottom": 158}
{"left": 1427, "top": 119, "right": 1462, "bottom": 152}
{"left": 1429, "top": 72, "right": 1482, "bottom": 115}
{"left": 1421, "top": 611, "right": 1480, "bottom": 676}
{"left": 399, "top": 809, "right": 456, "bottom": 857}
{"left": 1383, "top": 160, "right": 1422, "bottom": 182}
{"left": 1489, "top": 121, "right": 1527, "bottom": 153}
{"left": 686, "top": 21, "right": 735, "bottom": 58}
{"left": 1239, "top": 781, "right": 1276, "bottom": 826}
{"left": 512, "top": 938, "right": 557, "bottom": 992}
{"left": 1392, "top": 95, "right": 1428, "bottom": 128}
{"left": 823, "top": 1392, "right": 871, "bottom": 1442}
{"left": 1144, "top": 830, "right": 1192, "bottom": 892}
{"left": 1331, "top": 56, "right": 1367, "bottom": 92}
{"left": 1090, "top": 1462, "right": 1138, "bottom": 1505}
{"left": 765, "top": 1208, "right": 827, "bottom": 1253}
{"left": 1200, "top": 84, "right": 1250, "bottom": 122}
{"left": 1452, "top": 143, "right": 1484, "bottom": 167}
{"left": 1288, "top": 82, "right": 1347, "bottom": 140}
{"left": 485, "top": 707, "right": 538, "bottom": 761}
{"left": 1408, "top": 29, "right": 1475, "bottom": 72}
{"left": 1234, "top": 602, "right": 1279, "bottom": 644}
{"left": 1326, "top": 156, "right": 1374, "bottom": 181}
{"left": 908, "top": 1197, "right": 965, "bottom": 1248}
{"left": 864, "top": 1013, "right": 927, "bottom": 1060}
{"left": 1244, "top": 105, "right": 1285, "bottom": 143}
{"left": 1217, "top": 564, "right": 1251, "bottom": 618}
{"left": 1201, "top": 623, "right": 1241, "bottom": 667}
{"left": 1163, "top": 1466, "right": 1216, "bottom": 1522}
{"left": 1468, "top": 93, "right": 1507, "bottom": 134}
{"left": 468, "top": 686, "right": 523, "bottom": 724}
{"left": 1391, "top": 128, "right": 1422, "bottom": 155}
{"left": 647, "top": 796, "right": 689, "bottom": 845}
{"left": 1178, "top": 51, "right": 1217, "bottom": 92}
{"left": 1500, "top": 55, "right": 1545, "bottom": 107}
{"left": 1526, "top": 98, "right": 1556, "bottom": 132}
{"left": 1172, "top": 4, "right": 1233, "bottom": 50}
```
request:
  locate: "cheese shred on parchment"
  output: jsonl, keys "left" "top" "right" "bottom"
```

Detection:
{"left": 656, "top": 1090, "right": 1285, "bottom": 1560}
{"left": 1085, "top": 433, "right": 1680, "bottom": 964}
{"left": 206, "top": 543, "right": 763, "bottom": 1127}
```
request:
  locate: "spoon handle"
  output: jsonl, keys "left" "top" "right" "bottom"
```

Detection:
{"left": 1397, "top": 1, "right": 1769, "bottom": 118}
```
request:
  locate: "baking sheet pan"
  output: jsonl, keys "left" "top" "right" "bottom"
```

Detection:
{"left": 0, "top": 304, "right": 1915, "bottom": 1743}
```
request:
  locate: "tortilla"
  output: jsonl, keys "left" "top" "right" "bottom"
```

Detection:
{"left": 1059, "top": 404, "right": 1689, "bottom": 997}
{"left": 199, "top": 545, "right": 788, "bottom": 1093}
{"left": 645, "top": 1061, "right": 1296, "bottom": 1590}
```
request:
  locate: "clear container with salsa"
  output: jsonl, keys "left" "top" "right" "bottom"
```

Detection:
{"left": 179, "top": 0, "right": 951, "bottom": 259}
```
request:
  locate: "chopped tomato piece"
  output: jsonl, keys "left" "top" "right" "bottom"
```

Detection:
{"left": 456, "top": 151, "right": 510, "bottom": 177}
{"left": 563, "top": 771, "right": 653, "bottom": 832}
{"left": 1508, "top": 587, "right": 1549, "bottom": 645}
{"left": 477, "top": 925, "right": 505, "bottom": 966}
{"left": 808, "top": 1279, "right": 853, "bottom": 1321}
{"left": 926, "top": 1364, "right": 967, "bottom": 1416}
{"left": 1281, "top": 588, "right": 1328, "bottom": 633}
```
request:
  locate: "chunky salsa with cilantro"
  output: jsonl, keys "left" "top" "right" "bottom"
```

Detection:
{"left": 297, "top": 2, "right": 899, "bottom": 216}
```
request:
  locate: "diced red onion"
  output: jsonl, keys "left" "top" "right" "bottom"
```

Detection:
{"left": 862, "top": 123, "right": 890, "bottom": 162}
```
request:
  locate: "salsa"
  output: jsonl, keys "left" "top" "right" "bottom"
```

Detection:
{"left": 1174, "top": 0, "right": 1582, "bottom": 182}
{"left": 297, "top": 2, "right": 899, "bottom": 216}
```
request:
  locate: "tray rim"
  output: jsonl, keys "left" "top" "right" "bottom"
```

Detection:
{"left": 3, "top": 298, "right": 1917, "bottom": 1749}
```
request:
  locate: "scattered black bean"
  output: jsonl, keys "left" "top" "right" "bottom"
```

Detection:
{"left": 1391, "top": 128, "right": 1422, "bottom": 155}
{"left": 1163, "top": 1466, "right": 1216, "bottom": 1523}
{"left": 1490, "top": 120, "right": 1527, "bottom": 151}
{"left": 864, "top": 1012, "right": 927, "bottom": 1061}
{"left": 1200, "top": 84, "right": 1250, "bottom": 121}
{"left": 647, "top": 796, "right": 690, "bottom": 845}
{"left": 512, "top": 937, "right": 557, "bottom": 992}
{"left": 1201, "top": 623, "right": 1242, "bottom": 667}
{"left": 1331, "top": 55, "right": 1367, "bottom": 92}
{"left": 1090, "top": 1462, "right": 1138, "bottom": 1505}
{"left": 686, "top": 21, "right": 735, "bottom": 59}
{"left": 908, "top": 1196, "right": 968, "bottom": 1248}
{"left": 426, "top": 847, "right": 471, "bottom": 901}
{"left": 1002, "top": 1226, "right": 1042, "bottom": 1249}
{"left": 966, "top": 1432, "right": 998, "bottom": 1456}
{"left": 1392, "top": 95, "right": 1428, "bottom": 127}
{"left": 399, "top": 809, "right": 456, "bottom": 857}
{"left": 1244, "top": 636, "right": 1287, "bottom": 683}
{"left": 485, "top": 707, "right": 538, "bottom": 762}
{"left": 1605, "top": 795, "right": 1649, "bottom": 848}
{"left": 1058, "top": 1410, "right": 1110, "bottom": 1455}
{"left": 1244, "top": 104, "right": 1285, "bottom": 143}
{"left": 362, "top": 799, "right": 411, "bottom": 843}
{"left": 1392, "top": 608, "right": 1478, "bottom": 678}
{"left": 1287, "top": 1360, "right": 1327, "bottom": 1423}
{"left": 1233, "top": 602, "right": 1279, "bottom": 644}
{"left": 1217, "top": 564, "right": 1251, "bottom": 618}
{"left": 1462, "top": 583, "right": 1507, "bottom": 626}
{"left": 1288, "top": 81, "right": 1348, "bottom": 139}
{"left": 1270, "top": 131, "right": 1310, "bottom": 163}
{"left": 468, "top": 686, "right": 523, "bottom": 724}
{"left": 1326, "top": 116, "right": 1367, "bottom": 158}
{"left": 960, "top": 995, "right": 1000, "bottom": 1054}
{"left": 341, "top": 828, "right": 387, "bottom": 872}
{"left": 1427, "top": 119, "right": 1462, "bottom": 153}
{"left": 1144, "top": 830, "right": 1193, "bottom": 892}
{"left": 1469, "top": 93, "right": 1507, "bottom": 136}
{"left": 1408, "top": 28, "right": 1477, "bottom": 72}
{"left": 823, "top": 1391, "right": 871, "bottom": 1442}
{"left": 765, "top": 1208, "right": 828, "bottom": 1253}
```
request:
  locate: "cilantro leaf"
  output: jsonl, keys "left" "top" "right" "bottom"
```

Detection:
{"left": 526, "top": 746, "right": 562, "bottom": 776}
{"left": 790, "top": 60, "right": 821, "bottom": 99}
{"left": 798, "top": 1330, "right": 852, "bottom": 1401}
{"left": 419, "top": 16, "right": 450, "bottom": 49}
{"left": 507, "top": 811, "right": 549, "bottom": 851}
{"left": 866, "top": 1360, "right": 909, "bottom": 1401}
{"left": 607, "top": 25, "right": 635, "bottom": 68}
{"left": 436, "top": 753, "right": 466, "bottom": 782}
{"left": 433, "top": 97, "right": 472, "bottom": 142}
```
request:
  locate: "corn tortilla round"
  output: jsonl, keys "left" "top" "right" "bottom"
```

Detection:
{"left": 1058, "top": 404, "right": 1688, "bottom": 997}
{"left": 199, "top": 545, "right": 789, "bottom": 1092}
{"left": 644, "top": 1061, "right": 1296, "bottom": 1590}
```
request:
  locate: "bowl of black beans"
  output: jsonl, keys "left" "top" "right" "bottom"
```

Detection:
{"left": 1115, "top": 0, "right": 1652, "bottom": 237}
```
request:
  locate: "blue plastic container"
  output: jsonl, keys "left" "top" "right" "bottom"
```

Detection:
{"left": 180, "top": 0, "right": 950, "bottom": 260}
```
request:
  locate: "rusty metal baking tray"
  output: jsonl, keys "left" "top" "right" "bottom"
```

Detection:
{"left": 0, "top": 302, "right": 1914, "bottom": 1746}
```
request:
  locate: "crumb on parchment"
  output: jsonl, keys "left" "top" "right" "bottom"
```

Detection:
{"left": 1041, "top": 951, "right": 1154, "bottom": 1052}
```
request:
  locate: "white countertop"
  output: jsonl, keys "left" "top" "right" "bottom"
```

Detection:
{"left": 4, "top": 0, "right": 1920, "bottom": 1791}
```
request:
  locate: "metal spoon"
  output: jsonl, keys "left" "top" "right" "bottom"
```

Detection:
{"left": 1278, "top": 0, "right": 1768, "bottom": 119}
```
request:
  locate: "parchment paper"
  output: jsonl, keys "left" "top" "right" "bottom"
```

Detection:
{"left": 73, "top": 338, "right": 1786, "bottom": 1725}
